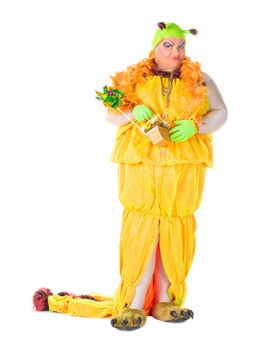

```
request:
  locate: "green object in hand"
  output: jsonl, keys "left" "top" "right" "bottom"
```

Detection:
{"left": 95, "top": 86, "right": 125, "bottom": 108}
{"left": 132, "top": 104, "right": 154, "bottom": 122}
{"left": 169, "top": 120, "right": 198, "bottom": 142}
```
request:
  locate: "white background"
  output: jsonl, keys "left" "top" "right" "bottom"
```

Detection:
{"left": 1, "top": 0, "right": 257, "bottom": 349}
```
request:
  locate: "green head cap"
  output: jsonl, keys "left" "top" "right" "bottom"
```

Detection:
{"left": 152, "top": 22, "right": 198, "bottom": 49}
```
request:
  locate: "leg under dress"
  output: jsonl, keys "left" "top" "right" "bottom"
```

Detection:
{"left": 48, "top": 162, "right": 207, "bottom": 318}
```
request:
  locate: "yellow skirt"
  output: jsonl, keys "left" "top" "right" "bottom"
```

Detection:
{"left": 48, "top": 162, "right": 207, "bottom": 318}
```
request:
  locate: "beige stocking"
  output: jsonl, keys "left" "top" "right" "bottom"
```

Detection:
{"left": 128, "top": 233, "right": 159, "bottom": 309}
{"left": 129, "top": 234, "right": 170, "bottom": 309}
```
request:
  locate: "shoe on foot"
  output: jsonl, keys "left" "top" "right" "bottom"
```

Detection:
{"left": 151, "top": 302, "right": 194, "bottom": 323}
{"left": 110, "top": 307, "right": 147, "bottom": 331}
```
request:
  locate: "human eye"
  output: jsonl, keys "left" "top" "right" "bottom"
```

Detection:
{"left": 163, "top": 41, "right": 173, "bottom": 48}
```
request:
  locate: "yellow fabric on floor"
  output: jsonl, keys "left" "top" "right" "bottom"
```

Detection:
{"left": 48, "top": 162, "right": 206, "bottom": 318}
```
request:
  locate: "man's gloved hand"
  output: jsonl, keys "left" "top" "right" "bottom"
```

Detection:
{"left": 169, "top": 120, "right": 198, "bottom": 142}
{"left": 132, "top": 104, "right": 154, "bottom": 122}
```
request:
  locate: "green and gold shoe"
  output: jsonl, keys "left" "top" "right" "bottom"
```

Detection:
{"left": 151, "top": 302, "right": 194, "bottom": 323}
{"left": 110, "top": 308, "right": 147, "bottom": 331}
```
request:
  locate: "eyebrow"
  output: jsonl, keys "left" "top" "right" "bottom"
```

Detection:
{"left": 165, "top": 40, "right": 185, "bottom": 45}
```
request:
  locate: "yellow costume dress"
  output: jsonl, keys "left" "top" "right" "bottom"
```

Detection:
{"left": 41, "top": 54, "right": 213, "bottom": 319}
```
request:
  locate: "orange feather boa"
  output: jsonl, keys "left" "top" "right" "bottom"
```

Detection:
{"left": 107, "top": 49, "right": 208, "bottom": 115}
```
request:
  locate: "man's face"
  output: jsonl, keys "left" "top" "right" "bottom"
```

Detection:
{"left": 154, "top": 37, "right": 186, "bottom": 70}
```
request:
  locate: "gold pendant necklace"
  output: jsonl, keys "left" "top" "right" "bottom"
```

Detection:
{"left": 160, "top": 75, "right": 173, "bottom": 120}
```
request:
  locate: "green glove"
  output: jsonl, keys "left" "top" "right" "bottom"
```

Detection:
{"left": 132, "top": 104, "right": 154, "bottom": 122}
{"left": 169, "top": 120, "right": 198, "bottom": 142}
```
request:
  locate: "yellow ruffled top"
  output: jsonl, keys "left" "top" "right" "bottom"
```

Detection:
{"left": 107, "top": 54, "right": 213, "bottom": 167}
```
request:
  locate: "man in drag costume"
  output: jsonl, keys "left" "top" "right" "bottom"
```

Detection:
{"left": 33, "top": 22, "right": 228, "bottom": 330}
